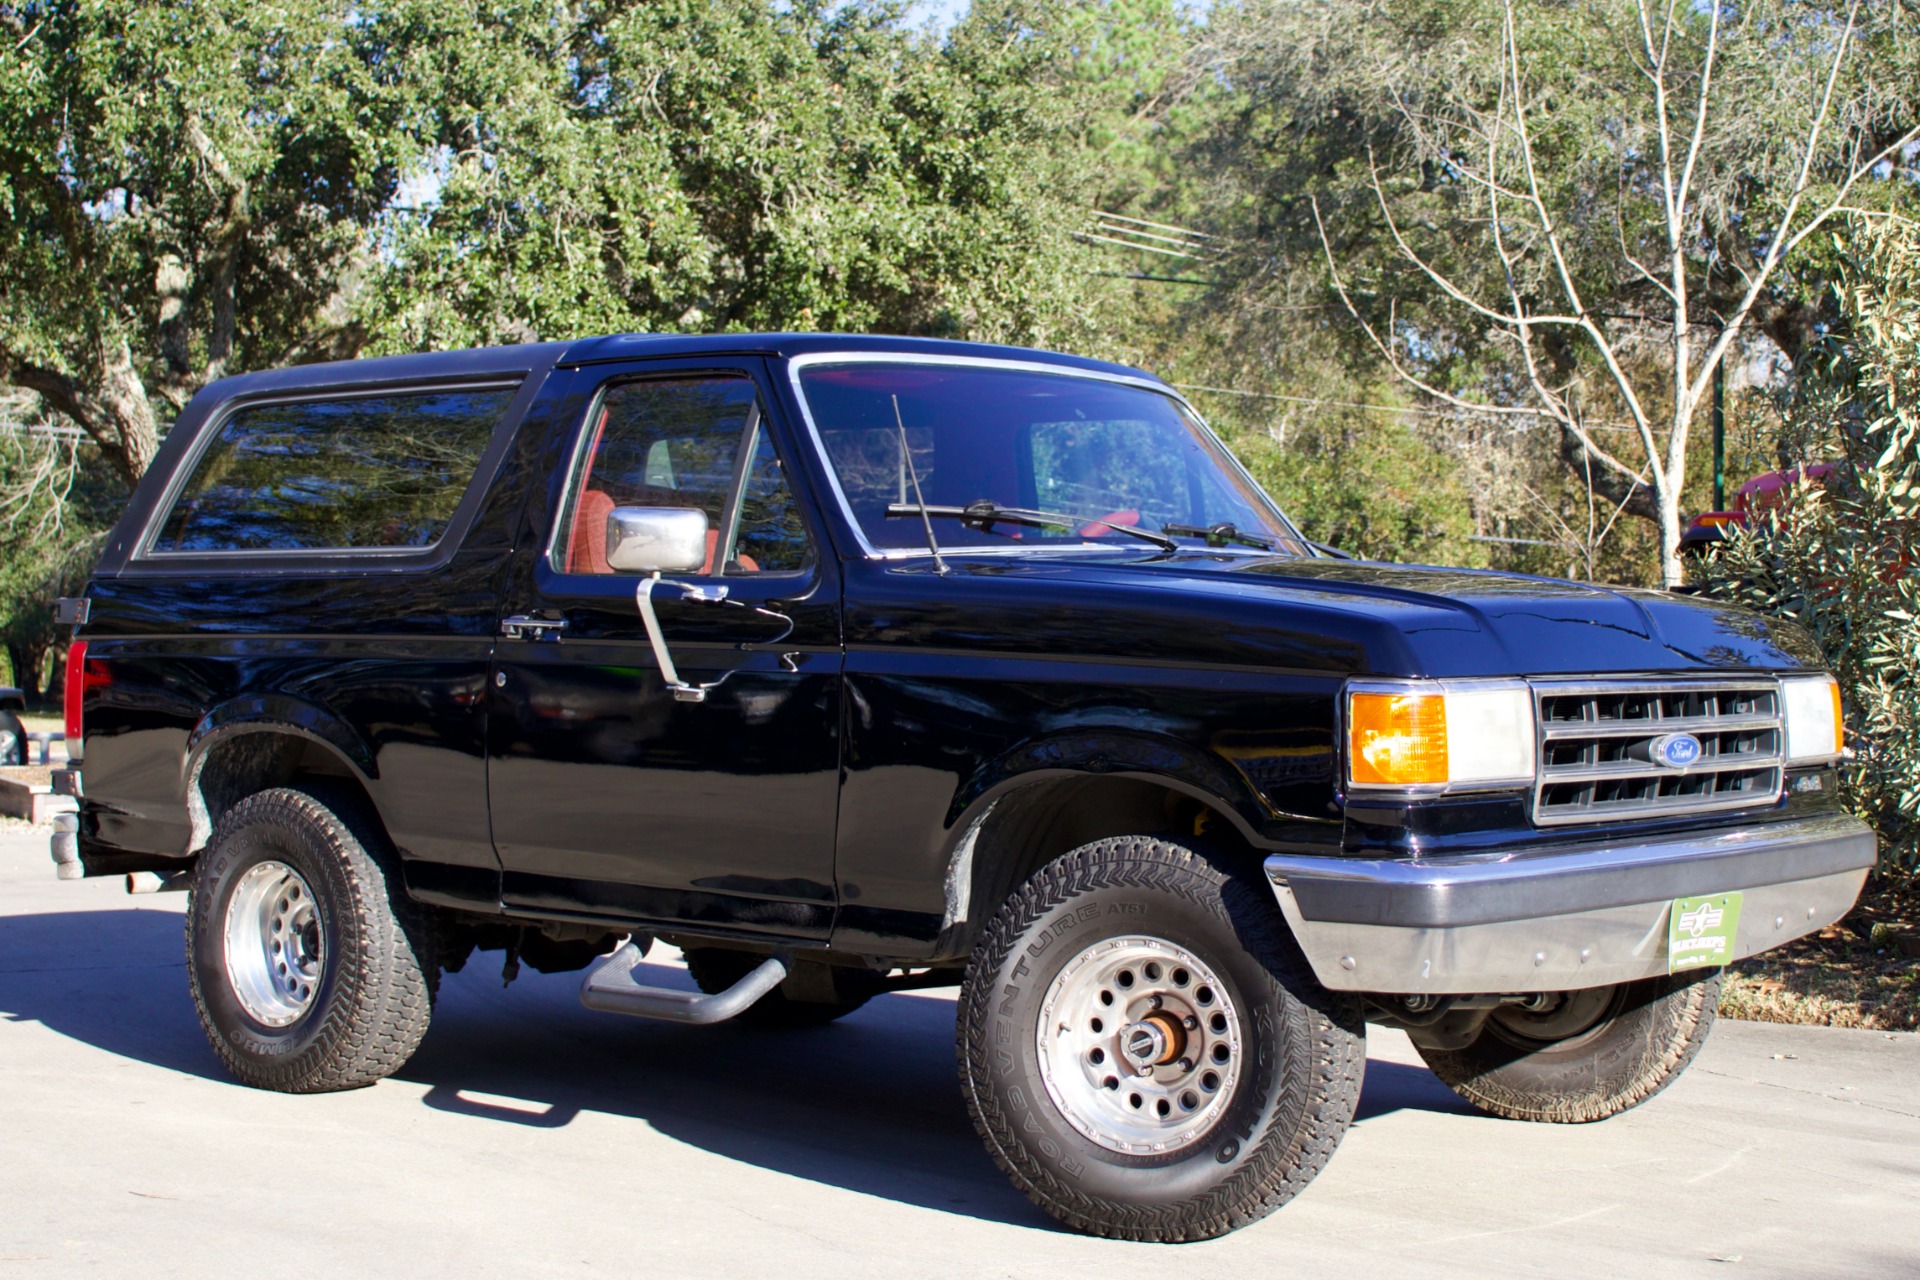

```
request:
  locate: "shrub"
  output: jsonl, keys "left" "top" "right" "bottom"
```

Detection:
{"left": 1698, "top": 218, "right": 1920, "bottom": 879}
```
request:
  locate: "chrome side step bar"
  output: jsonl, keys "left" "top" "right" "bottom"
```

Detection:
{"left": 578, "top": 939, "right": 788, "bottom": 1025}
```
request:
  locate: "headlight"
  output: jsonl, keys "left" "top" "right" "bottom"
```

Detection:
{"left": 1346, "top": 679, "right": 1535, "bottom": 790}
{"left": 1781, "top": 674, "right": 1843, "bottom": 763}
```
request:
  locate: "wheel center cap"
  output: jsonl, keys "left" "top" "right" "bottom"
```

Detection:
{"left": 1118, "top": 1015, "right": 1184, "bottom": 1069}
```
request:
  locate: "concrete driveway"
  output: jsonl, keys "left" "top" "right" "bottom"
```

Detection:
{"left": 2, "top": 825, "right": 1915, "bottom": 1278}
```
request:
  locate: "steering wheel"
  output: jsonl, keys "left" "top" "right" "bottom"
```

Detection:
{"left": 1079, "top": 508, "right": 1141, "bottom": 538}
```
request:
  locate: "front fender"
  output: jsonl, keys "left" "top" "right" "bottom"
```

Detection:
{"left": 948, "top": 728, "right": 1272, "bottom": 848}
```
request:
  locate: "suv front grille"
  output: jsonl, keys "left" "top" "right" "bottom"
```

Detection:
{"left": 1532, "top": 680, "right": 1783, "bottom": 826}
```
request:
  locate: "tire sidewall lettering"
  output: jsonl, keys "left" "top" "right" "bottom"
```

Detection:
{"left": 974, "top": 865, "right": 1313, "bottom": 1207}
{"left": 190, "top": 801, "right": 351, "bottom": 1073}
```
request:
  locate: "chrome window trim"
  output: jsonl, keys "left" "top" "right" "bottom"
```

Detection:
{"left": 133, "top": 379, "right": 525, "bottom": 564}
{"left": 782, "top": 351, "right": 1311, "bottom": 561}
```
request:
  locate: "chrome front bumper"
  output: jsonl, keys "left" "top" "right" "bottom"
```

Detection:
{"left": 1263, "top": 812, "right": 1875, "bottom": 994}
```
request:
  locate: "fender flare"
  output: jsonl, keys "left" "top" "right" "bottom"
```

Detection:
{"left": 181, "top": 695, "right": 378, "bottom": 852}
{"left": 930, "top": 729, "right": 1276, "bottom": 945}
{"left": 947, "top": 728, "right": 1271, "bottom": 841}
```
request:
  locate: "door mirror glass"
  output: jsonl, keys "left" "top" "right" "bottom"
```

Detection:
{"left": 606, "top": 506, "right": 709, "bottom": 574}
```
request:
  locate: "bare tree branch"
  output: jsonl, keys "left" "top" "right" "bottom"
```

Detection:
{"left": 1311, "top": 198, "right": 1651, "bottom": 487}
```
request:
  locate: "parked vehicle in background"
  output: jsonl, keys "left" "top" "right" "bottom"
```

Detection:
{"left": 0, "top": 686, "right": 27, "bottom": 766}
{"left": 1679, "top": 463, "right": 1838, "bottom": 559}
{"left": 48, "top": 334, "right": 1873, "bottom": 1241}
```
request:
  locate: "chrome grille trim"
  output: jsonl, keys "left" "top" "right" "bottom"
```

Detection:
{"left": 1532, "top": 678, "right": 1784, "bottom": 826}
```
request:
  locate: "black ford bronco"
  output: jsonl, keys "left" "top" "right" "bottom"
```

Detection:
{"left": 50, "top": 334, "right": 1874, "bottom": 1241}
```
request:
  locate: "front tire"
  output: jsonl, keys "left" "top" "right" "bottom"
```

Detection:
{"left": 958, "top": 836, "right": 1365, "bottom": 1242}
{"left": 185, "top": 787, "right": 436, "bottom": 1092}
{"left": 1413, "top": 970, "right": 1722, "bottom": 1123}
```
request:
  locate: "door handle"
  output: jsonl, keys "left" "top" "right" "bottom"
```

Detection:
{"left": 500, "top": 614, "right": 568, "bottom": 640}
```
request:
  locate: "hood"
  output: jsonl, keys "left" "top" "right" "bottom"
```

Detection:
{"left": 1224, "top": 557, "right": 1820, "bottom": 676}
{"left": 877, "top": 550, "right": 1824, "bottom": 679}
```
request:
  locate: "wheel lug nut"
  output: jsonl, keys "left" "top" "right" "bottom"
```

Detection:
{"left": 1137, "top": 1064, "right": 1154, "bottom": 1077}
{"left": 1183, "top": 1015, "right": 1198, "bottom": 1030}
{"left": 1178, "top": 1058, "right": 1194, "bottom": 1072}
{"left": 1149, "top": 995, "right": 1163, "bottom": 1009}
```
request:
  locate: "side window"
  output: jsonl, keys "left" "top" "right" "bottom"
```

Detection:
{"left": 152, "top": 388, "right": 515, "bottom": 553}
{"left": 557, "top": 376, "right": 812, "bottom": 576}
{"left": 728, "top": 423, "right": 810, "bottom": 573}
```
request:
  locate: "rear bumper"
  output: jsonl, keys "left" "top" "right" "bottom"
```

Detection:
{"left": 1263, "top": 812, "right": 1875, "bottom": 994}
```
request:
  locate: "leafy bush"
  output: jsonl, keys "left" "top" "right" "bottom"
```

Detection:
{"left": 1697, "top": 219, "right": 1920, "bottom": 878}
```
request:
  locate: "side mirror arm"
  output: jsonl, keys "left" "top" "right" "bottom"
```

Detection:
{"left": 635, "top": 574, "right": 800, "bottom": 705}
{"left": 636, "top": 573, "right": 725, "bottom": 703}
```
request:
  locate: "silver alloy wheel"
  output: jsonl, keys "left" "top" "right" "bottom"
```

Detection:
{"left": 1035, "top": 935, "right": 1244, "bottom": 1155}
{"left": 223, "top": 860, "right": 325, "bottom": 1027}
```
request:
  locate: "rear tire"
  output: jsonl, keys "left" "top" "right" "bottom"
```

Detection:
{"left": 957, "top": 836, "right": 1365, "bottom": 1242}
{"left": 185, "top": 787, "right": 436, "bottom": 1092}
{"left": 1413, "top": 970, "right": 1722, "bottom": 1123}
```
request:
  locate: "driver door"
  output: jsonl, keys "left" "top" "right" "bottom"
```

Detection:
{"left": 486, "top": 360, "right": 842, "bottom": 941}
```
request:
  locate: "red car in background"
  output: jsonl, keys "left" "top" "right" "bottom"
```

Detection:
{"left": 1678, "top": 463, "right": 1838, "bottom": 557}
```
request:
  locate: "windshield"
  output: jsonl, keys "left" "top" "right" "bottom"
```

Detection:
{"left": 794, "top": 361, "right": 1307, "bottom": 555}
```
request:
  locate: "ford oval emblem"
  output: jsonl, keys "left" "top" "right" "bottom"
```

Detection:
{"left": 1652, "top": 732, "right": 1703, "bottom": 769}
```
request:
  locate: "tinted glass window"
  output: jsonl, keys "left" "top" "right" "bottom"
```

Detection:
{"left": 558, "top": 376, "right": 811, "bottom": 576}
{"left": 153, "top": 388, "right": 515, "bottom": 553}
{"left": 798, "top": 364, "right": 1303, "bottom": 554}
{"left": 730, "top": 424, "right": 810, "bottom": 573}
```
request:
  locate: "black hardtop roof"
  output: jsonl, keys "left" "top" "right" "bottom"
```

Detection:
{"left": 196, "top": 332, "right": 1158, "bottom": 401}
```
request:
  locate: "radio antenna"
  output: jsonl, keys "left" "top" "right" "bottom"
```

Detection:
{"left": 893, "top": 394, "right": 949, "bottom": 576}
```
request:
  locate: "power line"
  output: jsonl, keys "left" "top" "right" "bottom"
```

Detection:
{"left": 0, "top": 423, "right": 90, "bottom": 441}
{"left": 1171, "top": 383, "right": 1645, "bottom": 432}
{"left": 1094, "top": 271, "right": 1215, "bottom": 286}
{"left": 1076, "top": 230, "right": 1205, "bottom": 261}
{"left": 1093, "top": 210, "right": 1220, "bottom": 241}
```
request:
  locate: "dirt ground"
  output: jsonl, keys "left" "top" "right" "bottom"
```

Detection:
{"left": 1722, "top": 878, "right": 1920, "bottom": 1032}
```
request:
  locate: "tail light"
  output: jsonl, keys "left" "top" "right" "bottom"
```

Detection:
{"left": 64, "top": 641, "right": 107, "bottom": 756}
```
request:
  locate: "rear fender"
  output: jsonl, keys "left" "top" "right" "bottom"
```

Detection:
{"left": 182, "top": 695, "right": 377, "bottom": 853}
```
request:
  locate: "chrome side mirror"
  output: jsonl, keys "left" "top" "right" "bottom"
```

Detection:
{"left": 607, "top": 506, "right": 708, "bottom": 574}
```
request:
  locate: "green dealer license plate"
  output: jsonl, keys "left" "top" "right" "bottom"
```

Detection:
{"left": 1668, "top": 892, "right": 1744, "bottom": 974}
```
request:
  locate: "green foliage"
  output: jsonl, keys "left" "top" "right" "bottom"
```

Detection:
{"left": 1698, "top": 220, "right": 1920, "bottom": 878}
{"left": 0, "top": 1, "right": 421, "bottom": 479}
{"left": 1195, "top": 0, "right": 1920, "bottom": 583}
{"left": 362, "top": 0, "right": 1100, "bottom": 352}
{"left": 0, "top": 0, "right": 1112, "bottom": 671}
{"left": 1221, "top": 409, "right": 1487, "bottom": 566}
{"left": 0, "top": 433, "right": 113, "bottom": 695}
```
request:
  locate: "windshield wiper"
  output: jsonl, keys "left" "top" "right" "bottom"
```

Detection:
{"left": 1160, "top": 521, "right": 1276, "bottom": 551}
{"left": 886, "top": 500, "right": 1179, "bottom": 551}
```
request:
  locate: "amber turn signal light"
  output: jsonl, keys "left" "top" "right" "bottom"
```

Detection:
{"left": 1348, "top": 691, "right": 1449, "bottom": 787}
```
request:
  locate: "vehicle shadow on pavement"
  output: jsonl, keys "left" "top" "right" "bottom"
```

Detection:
{"left": 1352, "top": 1060, "right": 1479, "bottom": 1121}
{"left": 3, "top": 910, "right": 1477, "bottom": 1230}
{"left": 400, "top": 958, "right": 1062, "bottom": 1229}
{"left": 0, "top": 906, "right": 226, "bottom": 1082}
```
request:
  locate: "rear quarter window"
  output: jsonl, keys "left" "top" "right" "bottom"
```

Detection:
{"left": 151, "top": 388, "right": 516, "bottom": 554}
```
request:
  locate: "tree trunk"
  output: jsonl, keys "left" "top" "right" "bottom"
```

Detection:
{"left": 98, "top": 339, "right": 160, "bottom": 483}
{"left": 1656, "top": 483, "right": 1685, "bottom": 589}
{"left": 0, "top": 337, "right": 161, "bottom": 486}
{"left": 5, "top": 641, "right": 46, "bottom": 699}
